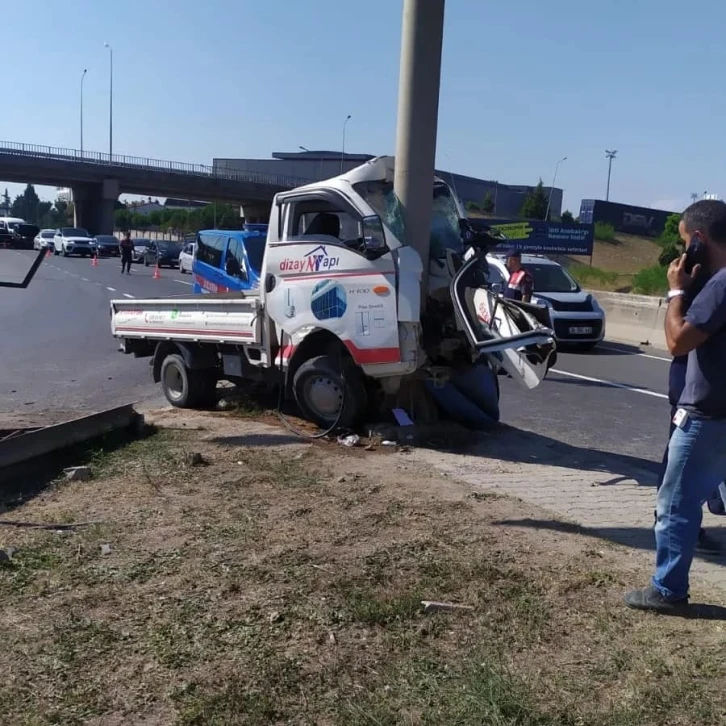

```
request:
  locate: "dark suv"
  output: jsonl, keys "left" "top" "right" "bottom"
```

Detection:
{"left": 144, "top": 240, "right": 183, "bottom": 268}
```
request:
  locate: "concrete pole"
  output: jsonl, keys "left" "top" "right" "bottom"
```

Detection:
{"left": 393, "top": 0, "right": 445, "bottom": 312}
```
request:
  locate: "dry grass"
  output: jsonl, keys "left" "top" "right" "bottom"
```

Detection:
{"left": 1, "top": 423, "right": 725, "bottom": 725}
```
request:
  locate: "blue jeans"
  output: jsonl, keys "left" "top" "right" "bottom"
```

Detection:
{"left": 653, "top": 415, "right": 726, "bottom": 600}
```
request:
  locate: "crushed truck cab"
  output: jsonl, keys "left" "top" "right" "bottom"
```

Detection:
{"left": 111, "top": 156, "right": 555, "bottom": 428}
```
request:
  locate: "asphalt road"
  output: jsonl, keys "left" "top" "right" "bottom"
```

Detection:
{"left": 0, "top": 248, "right": 672, "bottom": 468}
{"left": 0, "top": 249, "right": 193, "bottom": 426}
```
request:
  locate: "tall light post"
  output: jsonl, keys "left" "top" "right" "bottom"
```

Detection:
{"left": 605, "top": 149, "right": 617, "bottom": 201}
{"left": 80, "top": 69, "right": 88, "bottom": 154}
{"left": 104, "top": 42, "right": 113, "bottom": 159}
{"left": 340, "top": 114, "right": 351, "bottom": 173}
{"left": 545, "top": 156, "right": 566, "bottom": 221}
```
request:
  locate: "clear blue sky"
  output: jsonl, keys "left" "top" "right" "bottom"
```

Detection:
{"left": 4, "top": 0, "right": 725, "bottom": 214}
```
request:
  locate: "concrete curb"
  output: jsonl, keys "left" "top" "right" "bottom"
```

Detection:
{"left": 0, "top": 404, "right": 141, "bottom": 470}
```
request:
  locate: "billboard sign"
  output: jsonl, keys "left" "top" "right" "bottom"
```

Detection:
{"left": 471, "top": 219, "right": 594, "bottom": 256}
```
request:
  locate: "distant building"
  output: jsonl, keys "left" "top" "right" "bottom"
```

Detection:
{"left": 213, "top": 151, "right": 563, "bottom": 220}
{"left": 579, "top": 199, "right": 677, "bottom": 237}
{"left": 56, "top": 187, "right": 72, "bottom": 204}
{"left": 164, "top": 198, "right": 208, "bottom": 211}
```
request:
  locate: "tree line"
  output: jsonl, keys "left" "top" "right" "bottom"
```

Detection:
{"left": 2, "top": 185, "right": 74, "bottom": 228}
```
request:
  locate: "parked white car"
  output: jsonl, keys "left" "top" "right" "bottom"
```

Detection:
{"left": 178, "top": 242, "right": 195, "bottom": 274}
{"left": 486, "top": 253, "right": 606, "bottom": 350}
{"left": 53, "top": 227, "right": 97, "bottom": 257}
{"left": 34, "top": 229, "right": 56, "bottom": 250}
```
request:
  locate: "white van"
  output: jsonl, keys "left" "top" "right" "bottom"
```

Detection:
{"left": 0, "top": 217, "right": 26, "bottom": 247}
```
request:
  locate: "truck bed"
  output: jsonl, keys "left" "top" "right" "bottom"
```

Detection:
{"left": 111, "top": 295, "right": 262, "bottom": 345}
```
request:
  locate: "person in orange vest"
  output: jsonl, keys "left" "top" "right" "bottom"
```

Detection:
{"left": 503, "top": 250, "right": 534, "bottom": 303}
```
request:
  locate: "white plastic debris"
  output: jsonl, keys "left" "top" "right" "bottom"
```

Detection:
{"left": 337, "top": 434, "right": 360, "bottom": 447}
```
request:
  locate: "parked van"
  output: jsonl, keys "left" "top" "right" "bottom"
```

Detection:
{"left": 192, "top": 229, "right": 266, "bottom": 294}
{"left": 0, "top": 217, "right": 26, "bottom": 247}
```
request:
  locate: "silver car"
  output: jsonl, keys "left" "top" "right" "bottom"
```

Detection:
{"left": 486, "top": 253, "right": 606, "bottom": 350}
{"left": 34, "top": 229, "right": 56, "bottom": 250}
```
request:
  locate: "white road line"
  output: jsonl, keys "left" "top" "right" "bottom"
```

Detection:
{"left": 106, "top": 287, "right": 116, "bottom": 292}
{"left": 599, "top": 343, "right": 670, "bottom": 362}
{"left": 550, "top": 368, "right": 668, "bottom": 400}
{"left": 123, "top": 293, "right": 135, "bottom": 299}
{"left": 173, "top": 279, "right": 193, "bottom": 286}
{"left": 81, "top": 277, "right": 90, "bottom": 282}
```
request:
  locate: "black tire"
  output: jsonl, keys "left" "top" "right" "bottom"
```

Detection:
{"left": 62, "top": 249, "right": 69, "bottom": 257}
{"left": 160, "top": 354, "right": 217, "bottom": 409}
{"left": 53, "top": 248, "right": 59, "bottom": 256}
{"left": 292, "top": 354, "right": 367, "bottom": 429}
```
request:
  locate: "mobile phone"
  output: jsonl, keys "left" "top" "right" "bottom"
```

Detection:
{"left": 684, "top": 237, "right": 707, "bottom": 274}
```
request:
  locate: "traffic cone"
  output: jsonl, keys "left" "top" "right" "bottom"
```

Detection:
{"left": 91, "top": 255, "right": 99, "bottom": 267}
{"left": 153, "top": 264, "right": 161, "bottom": 280}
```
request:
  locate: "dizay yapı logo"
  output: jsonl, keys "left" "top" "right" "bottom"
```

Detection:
{"left": 280, "top": 245, "right": 340, "bottom": 274}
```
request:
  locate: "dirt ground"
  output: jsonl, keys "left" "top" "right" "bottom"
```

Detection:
{"left": 1, "top": 409, "right": 725, "bottom": 725}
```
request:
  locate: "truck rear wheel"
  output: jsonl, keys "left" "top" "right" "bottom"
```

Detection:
{"left": 160, "top": 354, "right": 217, "bottom": 409}
{"left": 292, "top": 354, "right": 366, "bottom": 429}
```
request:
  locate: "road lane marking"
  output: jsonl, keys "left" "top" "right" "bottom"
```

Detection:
{"left": 550, "top": 368, "right": 668, "bottom": 400}
{"left": 174, "top": 279, "right": 193, "bottom": 286}
{"left": 123, "top": 293, "right": 135, "bottom": 299}
{"left": 599, "top": 343, "right": 670, "bottom": 362}
{"left": 82, "top": 277, "right": 90, "bottom": 282}
{"left": 106, "top": 287, "right": 116, "bottom": 292}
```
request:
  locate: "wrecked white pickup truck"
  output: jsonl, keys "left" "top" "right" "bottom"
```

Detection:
{"left": 111, "top": 156, "right": 556, "bottom": 429}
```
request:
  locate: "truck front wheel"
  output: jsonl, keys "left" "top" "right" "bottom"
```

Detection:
{"left": 292, "top": 354, "right": 367, "bottom": 429}
{"left": 160, "top": 353, "right": 217, "bottom": 409}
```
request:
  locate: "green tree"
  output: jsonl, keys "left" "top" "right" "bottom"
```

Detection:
{"left": 519, "top": 179, "right": 548, "bottom": 220}
{"left": 659, "top": 213, "right": 681, "bottom": 246}
{"left": 658, "top": 243, "right": 683, "bottom": 267}
{"left": 482, "top": 191, "right": 495, "bottom": 215}
{"left": 466, "top": 200, "right": 481, "bottom": 214}
{"left": 561, "top": 210, "right": 574, "bottom": 223}
{"left": 114, "top": 208, "right": 132, "bottom": 231}
{"left": 10, "top": 184, "right": 41, "bottom": 223}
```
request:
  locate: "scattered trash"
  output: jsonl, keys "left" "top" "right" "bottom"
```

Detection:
{"left": 336, "top": 475, "right": 347, "bottom": 484}
{"left": 269, "top": 611, "right": 283, "bottom": 624}
{"left": 63, "top": 466, "right": 92, "bottom": 482}
{"left": 468, "top": 491, "right": 491, "bottom": 501}
{"left": 381, "top": 440, "right": 397, "bottom": 447}
{"left": 217, "top": 399, "right": 235, "bottom": 411}
{"left": 337, "top": 434, "right": 360, "bottom": 447}
{"left": 100, "top": 544, "right": 112, "bottom": 556}
{"left": 392, "top": 408, "right": 414, "bottom": 426}
{"left": 182, "top": 452, "right": 205, "bottom": 467}
{"left": 328, "top": 631, "right": 336, "bottom": 645}
{"left": 421, "top": 600, "right": 474, "bottom": 615}
{"left": 5, "top": 546, "right": 17, "bottom": 559}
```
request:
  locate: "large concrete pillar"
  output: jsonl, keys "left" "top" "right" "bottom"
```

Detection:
{"left": 72, "top": 179, "right": 119, "bottom": 235}
{"left": 240, "top": 203, "right": 270, "bottom": 225}
{"left": 393, "top": 0, "right": 445, "bottom": 310}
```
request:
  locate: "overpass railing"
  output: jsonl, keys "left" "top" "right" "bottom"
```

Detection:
{"left": 0, "top": 140, "right": 311, "bottom": 190}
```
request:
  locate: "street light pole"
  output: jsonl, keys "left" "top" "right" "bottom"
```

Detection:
{"left": 80, "top": 68, "right": 87, "bottom": 154}
{"left": 545, "top": 156, "right": 566, "bottom": 221}
{"left": 104, "top": 43, "right": 113, "bottom": 160}
{"left": 393, "top": 0, "right": 445, "bottom": 308}
{"left": 340, "top": 115, "right": 351, "bottom": 173}
{"left": 605, "top": 149, "right": 617, "bottom": 201}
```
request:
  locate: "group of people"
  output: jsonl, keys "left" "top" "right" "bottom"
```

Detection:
{"left": 625, "top": 200, "right": 726, "bottom": 613}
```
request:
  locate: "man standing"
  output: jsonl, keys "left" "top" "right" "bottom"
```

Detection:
{"left": 120, "top": 232, "right": 134, "bottom": 275}
{"left": 503, "top": 250, "right": 534, "bottom": 303}
{"left": 626, "top": 200, "right": 726, "bottom": 613}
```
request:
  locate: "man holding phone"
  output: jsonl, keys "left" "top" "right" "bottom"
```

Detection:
{"left": 626, "top": 200, "right": 726, "bottom": 613}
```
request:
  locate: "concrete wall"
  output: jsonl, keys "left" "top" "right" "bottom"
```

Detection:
{"left": 589, "top": 289, "right": 666, "bottom": 349}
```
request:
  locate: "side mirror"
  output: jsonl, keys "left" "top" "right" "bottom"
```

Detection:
{"left": 491, "top": 282, "right": 503, "bottom": 295}
{"left": 361, "top": 215, "right": 388, "bottom": 258}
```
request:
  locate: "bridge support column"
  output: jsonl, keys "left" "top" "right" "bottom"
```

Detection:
{"left": 240, "top": 203, "right": 269, "bottom": 225}
{"left": 73, "top": 179, "right": 119, "bottom": 235}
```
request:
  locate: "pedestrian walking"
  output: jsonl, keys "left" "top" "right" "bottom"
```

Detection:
{"left": 626, "top": 200, "right": 726, "bottom": 613}
{"left": 503, "top": 250, "right": 534, "bottom": 303}
{"left": 120, "top": 232, "right": 134, "bottom": 275}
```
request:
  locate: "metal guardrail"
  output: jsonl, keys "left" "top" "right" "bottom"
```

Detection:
{"left": 0, "top": 140, "right": 310, "bottom": 190}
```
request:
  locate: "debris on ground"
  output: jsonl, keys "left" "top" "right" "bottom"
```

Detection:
{"left": 421, "top": 600, "right": 475, "bottom": 615}
{"left": 63, "top": 466, "right": 91, "bottom": 482}
{"left": 182, "top": 451, "right": 205, "bottom": 467}
{"left": 336, "top": 434, "right": 360, "bottom": 448}
{"left": 99, "top": 543, "right": 112, "bottom": 556}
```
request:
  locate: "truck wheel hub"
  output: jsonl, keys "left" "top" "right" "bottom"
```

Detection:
{"left": 305, "top": 375, "right": 343, "bottom": 418}
{"left": 164, "top": 366, "right": 185, "bottom": 400}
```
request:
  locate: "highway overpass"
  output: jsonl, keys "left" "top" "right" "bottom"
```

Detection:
{"left": 0, "top": 141, "right": 311, "bottom": 234}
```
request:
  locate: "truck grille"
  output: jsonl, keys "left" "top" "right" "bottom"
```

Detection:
{"left": 540, "top": 297, "right": 594, "bottom": 312}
